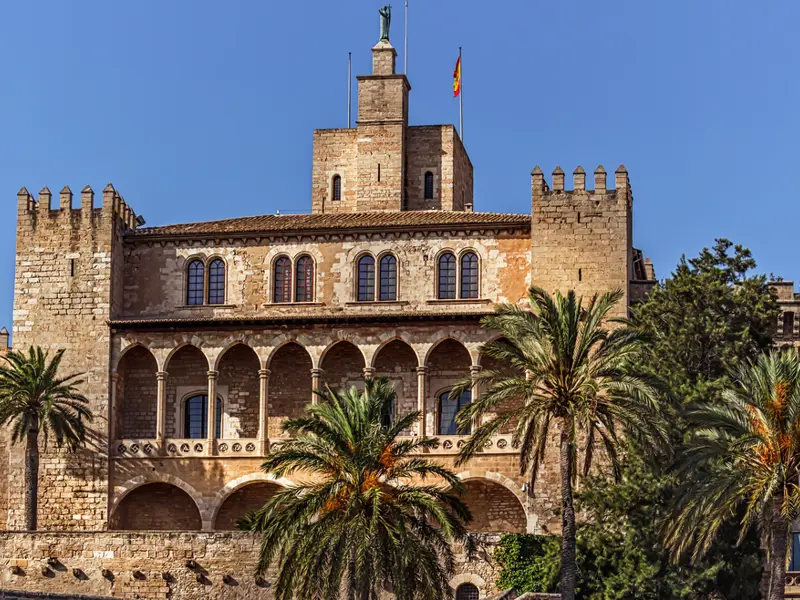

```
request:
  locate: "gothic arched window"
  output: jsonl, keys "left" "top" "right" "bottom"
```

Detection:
{"left": 207, "top": 259, "right": 226, "bottom": 305}
{"left": 184, "top": 395, "right": 222, "bottom": 439}
{"left": 438, "top": 390, "right": 471, "bottom": 435}
{"left": 455, "top": 583, "right": 479, "bottom": 600}
{"left": 332, "top": 175, "right": 342, "bottom": 201}
{"left": 424, "top": 171, "right": 434, "bottom": 200}
{"left": 437, "top": 252, "right": 456, "bottom": 300}
{"left": 357, "top": 255, "right": 375, "bottom": 302}
{"left": 273, "top": 256, "right": 291, "bottom": 303}
{"left": 295, "top": 255, "right": 314, "bottom": 303}
{"left": 460, "top": 251, "right": 479, "bottom": 299}
{"left": 379, "top": 254, "right": 397, "bottom": 301}
{"left": 186, "top": 259, "right": 205, "bottom": 306}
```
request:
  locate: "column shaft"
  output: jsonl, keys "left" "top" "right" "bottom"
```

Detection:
{"left": 156, "top": 371, "right": 168, "bottom": 447}
{"left": 206, "top": 370, "right": 218, "bottom": 456}
{"left": 416, "top": 366, "right": 428, "bottom": 437}
{"left": 258, "top": 368, "right": 270, "bottom": 454}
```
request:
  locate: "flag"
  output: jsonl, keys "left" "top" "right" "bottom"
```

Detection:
{"left": 453, "top": 56, "right": 461, "bottom": 97}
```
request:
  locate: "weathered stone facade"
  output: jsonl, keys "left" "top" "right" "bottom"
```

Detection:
{"left": 0, "top": 36, "right": 654, "bottom": 599}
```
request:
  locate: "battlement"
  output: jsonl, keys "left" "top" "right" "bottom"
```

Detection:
{"left": 531, "top": 164, "right": 631, "bottom": 196}
{"left": 16, "top": 183, "right": 142, "bottom": 233}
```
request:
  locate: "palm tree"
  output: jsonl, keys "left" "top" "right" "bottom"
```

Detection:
{"left": 240, "top": 377, "right": 474, "bottom": 600}
{"left": 0, "top": 346, "right": 91, "bottom": 531}
{"left": 666, "top": 349, "right": 800, "bottom": 600}
{"left": 454, "top": 286, "right": 665, "bottom": 600}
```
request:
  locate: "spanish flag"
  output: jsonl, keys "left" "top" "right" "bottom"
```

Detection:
{"left": 453, "top": 56, "right": 462, "bottom": 97}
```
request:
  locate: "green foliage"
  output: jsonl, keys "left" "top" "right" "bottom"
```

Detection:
{"left": 494, "top": 534, "right": 559, "bottom": 594}
{"left": 240, "top": 377, "right": 473, "bottom": 600}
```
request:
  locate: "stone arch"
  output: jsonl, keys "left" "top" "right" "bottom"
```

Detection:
{"left": 114, "top": 341, "right": 154, "bottom": 371}
{"left": 268, "top": 341, "right": 313, "bottom": 438}
{"left": 110, "top": 475, "right": 205, "bottom": 531}
{"left": 211, "top": 474, "right": 292, "bottom": 530}
{"left": 115, "top": 345, "right": 158, "bottom": 440}
{"left": 165, "top": 344, "right": 211, "bottom": 438}
{"left": 455, "top": 471, "right": 532, "bottom": 534}
{"left": 373, "top": 339, "right": 419, "bottom": 431}
{"left": 370, "top": 333, "right": 422, "bottom": 368}
{"left": 216, "top": 343, "right": 261, "bottom": 438}
{"left": 426, "top": 338, "right": 472, "bottom": 436}
{"left": 320, "top": 340, "right": 366, "bottom": 393}
{"left": 163, "top": 340, "right": 212, "bottom": 373}
{"left": 423, "top": 332, "right": 477, "bottom": 365}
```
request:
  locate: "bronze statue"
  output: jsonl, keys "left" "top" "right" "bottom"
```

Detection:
{"left": 379, "top": 5, "right": 391, "bottom": 41}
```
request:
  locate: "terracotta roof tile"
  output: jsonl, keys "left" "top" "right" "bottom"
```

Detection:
{"left": 128, "top": 211, "right": 530, "bottom": 238}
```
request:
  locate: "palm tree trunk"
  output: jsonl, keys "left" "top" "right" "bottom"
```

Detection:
{"left": 559, "top": 424, "right": 577, "bottom": 600}
{"left": 767, "top": 497, "right": 787, "bottom": 600}
{"left": 24, "top": 428, "right": 39, "bottom": 531}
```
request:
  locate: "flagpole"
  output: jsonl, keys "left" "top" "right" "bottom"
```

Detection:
{"left": 459, "top": 47, "right": 463, "bottom": 142}
{"left": 347, "top": 52, "right": 352, "bottom": 128}
{"left": 405, "top": 0, "right": 409, "bottom": 74}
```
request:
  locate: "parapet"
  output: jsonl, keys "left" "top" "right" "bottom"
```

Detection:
{"left": 16, "top": 183, "right": 142, "bottom": 234}
{"left": 531, "top": 164, "right": 631, "bottom": 197}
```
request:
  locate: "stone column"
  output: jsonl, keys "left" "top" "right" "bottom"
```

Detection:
{"left": 156, "top": 371, "right": 168, "bottom": 450}
{"left": 109, "top": 371, "right": 119, "bottom": 444}
{"left": 311, "top": 368, "right": 323, "bottom": 405}
{"left": 470, "top": 365, "right": 482, "bottom": 433}
{"left": 258, "top": 368, "right": 271, "bottom": 454}
{"left": 206, "top": 370, "right": 218, "bottom": 456}
{"left": 416, "top": 366, "right": 428, "bottom": 437}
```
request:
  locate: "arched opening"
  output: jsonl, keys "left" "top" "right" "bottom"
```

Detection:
{"left": 357, "top": 255, "right": 375, "bottom": 302}
{"left": 186, "top": 259, "right": 205, "bottom": 306}
{"left": 332, "top": 174, "right": 342, "bottom": 201}
{"left": 111, "top": 483, "right": 202, "bottom": 531}
{"left": 784, "top": 311, "right": 795, "bottom": 337}
{"left": 427, "top": 339, "right": 471, "bottom": 435}
{"left": 273, "top": 256, "right": 292, "bottom": 303}
{"left": 214, "top": 481, "right": 283, "bottom": 530}
{"left": 115, "top": 346, "right": 158, "bottom": 439}
{"left": 321, "top": 341, "right": 365, "bottom": 394}
{"left": 424, "top": 171, "right": 435, "bottom": 200}
{"left": 373, "top": 340, "right": 418, "bottom": 432}
{"left": 268, "top": 342, "right": 313, "bottom": 438}
{"left": 460, "top": 251, "right": 479, "bottom": 299}
{"left": 165, "top": 345, "right": 209, "bottom": 438}
{"left": 455, "top": 583, "right": 479, "bottom": 600}
{"left": 437, "top": 252, "right": 456, "bottom": 299}
{"left": 218, "top": 344, "right": 260, "bottom": 438}
{"left": 479, "top": 339, "right": 524, "bottom": 434}
{"left": 378, "top": 254, "right": 397, "bottom": 301}
{"left": 459, "top": 479, "right": 526, "bottom": 534}
{"left": 207, "top": 258, "right": 226, "bottom": 305}
{"left": 295, "top": 255, "right": 315, "bottom": 303}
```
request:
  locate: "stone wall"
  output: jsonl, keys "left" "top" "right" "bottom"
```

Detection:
{"left": 405, "top": 125, "right": 472, "bottom": 212}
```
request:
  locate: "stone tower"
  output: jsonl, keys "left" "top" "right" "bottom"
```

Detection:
{"left": 530, "top": 165, "right": 633, "bottom": 314}
{"left": 5, "top": 185, "right": 138, "bottom": 529}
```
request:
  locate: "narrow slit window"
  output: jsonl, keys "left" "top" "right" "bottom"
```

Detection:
{"left": 332, "top": 175, "right": 342, "bottom": 201}
{"left": 784, "top": 312, "right": 795, "bottom": 336}
{"left": 460, "top": 252, "right": 479, "bottom": 299}
{"left": 578, "top": 268, "right": 582, "bottom": 282}
{"left": 273, "top": 256, "right": 291, "bottom": 303}
{"left": 437, "top": 253, "right": 456, "bottom": 299}
{"left": 379, "top": 254, "right": 397, "bottom": 301}
{"left": 70, "top": 259, "right": 75, "bottom": 277}
{"left": 377, "top": 163, "right": 381, "bottom": 182}
{"left": 186, "top": 259, "right": 205, "bottom": 305}
{"left": 424, "top": 171, "right": 434, "bottom": 200}
{"left": 295, "top": 256, "right": 314, "bottom": 302}
{"left": 207, "top": 259, "right": 225, "bottom": 304}
{"left": 358, "top": 255, "right": 375, "bottom": 301}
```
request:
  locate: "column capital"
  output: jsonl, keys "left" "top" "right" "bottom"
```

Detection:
{"left": 363, "top": 367, "right": 376, "bottom": 378}
{"left": 110, "top": 370, "right": 119, "bottom": 382}
{"left": 156, "top": 370, "right": 168, "bottom": 380}
{"left": 416, "top": 365, "right": 429, "bottom": 375}
{"left": 207, "top": 370, "right": 219, "bottom": 380}
{"left": 470, "top": 365, "right": 483, "bottom": 375}
{"left": 310, "top": 368, "right": 325, "bottom": 376}
{"left": 258, "top": 368, "right": 271, "bottom": 378}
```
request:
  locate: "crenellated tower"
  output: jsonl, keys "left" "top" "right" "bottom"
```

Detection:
{"left": 531, "top": 164, "right": 633, "bottom": 315}
{"left": 6, "top": 184, "right": 140, "bottom": 530}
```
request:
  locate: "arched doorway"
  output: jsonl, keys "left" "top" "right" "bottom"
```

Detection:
{"left": 455, "top": 583, "right": 480, "bottom": 600}
{"left": 373, "top": 340, "right": 418, "bottom": 432}
{"left": 110, "top": 483, "right": 202, "bottom": 530}
{"left": 217, "top": 344, "right": 260, "bottom": 438}
{"left": 320, "top": 341, "right": 365, "bottom": 393}
{"left": 268, "top": 342, "right": 313, "bottom": 438}
{"left": 115, "top": 346, "right": 158, "bottom": 439}
{"left": 214, "top": 481, "right": 283, "bottom": 530}
{"left": 459, "top": 479, "right": 526, "bottom": 533}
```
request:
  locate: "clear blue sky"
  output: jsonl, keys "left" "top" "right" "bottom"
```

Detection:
{"left": 1, "top": 1, "right": 798, "bottom": 330}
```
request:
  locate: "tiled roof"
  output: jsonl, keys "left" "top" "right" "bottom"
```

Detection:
{"left": 128, "top": 211, "right": 530, "bottom": 238}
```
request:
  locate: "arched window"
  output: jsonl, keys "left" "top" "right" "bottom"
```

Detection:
{"left": 784, "top": 311, "right": 795, "bottom": 337}
{"left": 273, "top": 256, "right": 291, "bottom": 303}
{"left": 455, "top": 583, "right": 479, "bottom": 600}
{"left": 424, "top": 171, "right": 434, "bottom": 200}
{"left": 186, "top": 259, "right": 205, "bottom": 306}
{"left": 438, "top": 390, "right": 471, "bottom": 436}
{"left": 379, "top": 254, "right": 397, "bottom": 301}
{"left": 184, "top": 395, "right": 222, "bottom": 439}
{"left": 207, "top": 259, "right": 225, "bottom": 305}
{"left": 460, "top": 252, "right": 479, "bottom": 299}
{"left": 357, "top": 255, "right": 375, "bottom": 302}
{"left": 332, "top": 175, "right": 342, "bottom": 201}
{"left": 437, "top": 252, "right": 456, "bottom": 300}
{"left": 295, "top": 255, "right": 314, "bottom": 303}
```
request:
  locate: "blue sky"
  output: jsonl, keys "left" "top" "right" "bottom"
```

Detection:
{"left": 0, "top": 1, "right": 798, "bottom": 329}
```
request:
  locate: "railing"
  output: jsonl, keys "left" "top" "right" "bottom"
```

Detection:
{"left": 114, "top": 434, "right": 517, "bottom": 458}
{"left": 786, "top": 571, "right": 800, "bottom": 587}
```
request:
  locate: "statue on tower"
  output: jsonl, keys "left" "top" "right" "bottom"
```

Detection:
{"left": 379, "top": 5, "right": 391, "bottom": 41}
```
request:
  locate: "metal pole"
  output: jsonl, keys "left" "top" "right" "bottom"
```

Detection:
{"left": 405, "top": 0, "right": 409, "bottom": 74}
{"left": 347, "top": 52, "right": 352, "bottom": 128}
{"left": 459, "top": 47, "right": 463, "bottom": 142}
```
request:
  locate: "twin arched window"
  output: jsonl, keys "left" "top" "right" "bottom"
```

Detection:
{"left": 274, "top": 255, "right": 315, "bottom": 303}
{"left": 439, "top": 389, "right": 472, "bottom": 436}
{"left": 184, "top": 394, "right": 222, "bottom": 439}
{"left": 437, "top": 251, "right": 479, "bottom": 300}
{"left": 186, "top": 258, "right": 226, "bottom": 306}
{"left": 357, "top": 254, "right": 397, "bottom": 302}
